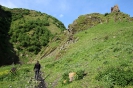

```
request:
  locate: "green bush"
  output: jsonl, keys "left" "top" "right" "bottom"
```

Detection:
{"left": 75, "top": 69, "right": 85, "bottom": 80}
{"left": 62, "top": 71, "right": 70, "bottom": 85}
{"left": 61, "top": 69, "right": 85, "bottom": 85}
{"left": 105, "top": 13, "right": 109, "bottom": 16}
{"left": 9, "top": 19, "right": 52, "bottom": 54}
{"left": 96, "top": 66, "right": 133, "bottom": 87}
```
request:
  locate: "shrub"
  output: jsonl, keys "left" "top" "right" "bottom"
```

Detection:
{"left": 61, "top": 69, "right": 85, "bottom": 85}
{"left": 75, "top": 69, "right": 85, "bottom": 80}
{"left": 96, "top": 66, "right": 133, "bottom": 87}
{"left": 62, "top": 71, "right": 70, "bottom": 85}
{"left": 105, "top": 13, "right": 109, "bottom": 16}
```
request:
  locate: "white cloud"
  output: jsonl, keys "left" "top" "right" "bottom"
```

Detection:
{"left": 59, "top": 14, "right": 64, "bottom": 18}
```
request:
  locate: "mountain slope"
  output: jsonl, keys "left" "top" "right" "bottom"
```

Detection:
{"left": 1, "top": 20, "right": 133, "bottom": 88}
{"left": 42, "top": 19, "right": 133, "bottom": 88}
{"left": 68, "top": 12, "right": 133, "bottom": 33}
{"left": 0, "top": 5, "right": 66, "bottom": 66}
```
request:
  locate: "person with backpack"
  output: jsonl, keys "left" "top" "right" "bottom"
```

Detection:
{"left": 34, "top": 60, "right": 41, "bottom": 80}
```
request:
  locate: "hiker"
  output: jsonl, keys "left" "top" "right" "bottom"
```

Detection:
{"left": 34, "top": 61, "right": 41, "bottom": 80}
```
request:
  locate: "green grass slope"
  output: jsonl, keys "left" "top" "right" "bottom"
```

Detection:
{"left": 1, "top": 19, "right": 132, "bottom": 88}
{"left": 42, "top": 21, "right": 133, "bottom": 88}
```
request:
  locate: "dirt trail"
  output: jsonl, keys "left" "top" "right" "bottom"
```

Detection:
{"left": 35, "top": 79, "right": 47, "bottom": 88}
{"left": 34, "top": 72, "right": 47, "bottom": 88}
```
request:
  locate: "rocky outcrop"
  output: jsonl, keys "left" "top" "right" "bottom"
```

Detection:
{"left": 111, "top": 5, "right": 120, "bottom": 13}
{"left": 68, "top": 13, "right": 104, "bottom": 34}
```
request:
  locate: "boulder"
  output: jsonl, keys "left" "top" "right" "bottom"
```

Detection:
{"left": 69, "top": 72, "right": 76, "bottom": 82}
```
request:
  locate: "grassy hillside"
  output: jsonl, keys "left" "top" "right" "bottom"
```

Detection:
{"left": 68, "top": 12, "right": 133, "bottom": 33}
{"left": 0, "top": 5, "right": 66, "bottom": 65}
{"left": 0, "top": 17, "right": 133, "bottom": 88}
{"left": 43, "top": 21, "right": 133, "bottom": 88}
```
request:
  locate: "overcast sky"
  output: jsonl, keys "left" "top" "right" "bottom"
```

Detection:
{"left": 0, "top": 0, "right": 133, "bottom": 28}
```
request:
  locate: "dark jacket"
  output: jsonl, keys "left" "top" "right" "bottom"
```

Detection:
{"left": 34, "top": 63, "right": 41, "bottom": 71}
